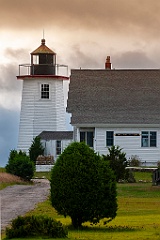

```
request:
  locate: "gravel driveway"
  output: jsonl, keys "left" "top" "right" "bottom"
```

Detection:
{"left": 0, "top": 179, "right": 50, "bottom": 230}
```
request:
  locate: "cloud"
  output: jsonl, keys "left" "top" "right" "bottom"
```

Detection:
{"left": 4, "top": 48, "right": 29, "bottom": 63}
{"left": 112, "top": 51, "right": 158, "bottom": 69}
{"left": 0, "top": 63, "right": 22, "bottom": 109}
{"left": 1, "top": 0, "right": 160, "bottom": 40}
{"left": 0, "top": 63, "right": 19, "bottom": 91}
{"left": 0, "top": 107, "right": 19, "bottom": 167}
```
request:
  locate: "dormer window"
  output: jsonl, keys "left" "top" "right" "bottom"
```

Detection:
{"left": 41, "top": 84, "right": 49, "bottom": 99}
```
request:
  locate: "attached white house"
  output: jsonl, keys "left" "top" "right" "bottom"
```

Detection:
{"left": 67, "top": 58, "right": 160, "bottom": 166}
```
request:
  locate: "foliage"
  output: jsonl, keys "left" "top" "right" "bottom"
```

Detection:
{"left": 103, "top": 145, "right": 133, "bottom": 182}
{"left": 157, "top": 161, "right": 160, "bottom": 169}
{"left": 5, "top": 150, "right": 35, "bottom": 181}
{"left": 5, "top": 215, "right": 68, "bottom": 239}
{"left": 50, "top": 142, "right": 117, "bottom": 229}
{"left": 28, "top": 136, "right": 44, "bottom": 165}
{"left": 129, "top": 155, "right": 141, "bottom": 167}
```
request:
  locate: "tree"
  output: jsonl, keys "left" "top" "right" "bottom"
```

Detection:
{"left": 29, "top": 136, "right": 44, "bottom": 165}
{"left": 6, "top": 150, "right": 35, "bottom": 181}
{"left": 103, "top": 145, "right": 129, "bottom": 182}
{"left": 50, "top": 142, "right": 117, "bottom": 229}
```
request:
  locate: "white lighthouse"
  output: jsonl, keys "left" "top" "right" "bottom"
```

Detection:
{"left": 17, "top": 39, "right": 69, "bottom": 152}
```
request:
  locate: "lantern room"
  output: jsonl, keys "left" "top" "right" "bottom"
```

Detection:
{"left": 18, "top": 39, "right": 68, "bottom": 77}
{"left": 30, "top": 39, "right": 56, "bottom": 75}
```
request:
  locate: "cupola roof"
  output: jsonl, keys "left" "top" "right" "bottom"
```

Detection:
{"left": 31, "top": 39, "right": 56, "bottom": 55}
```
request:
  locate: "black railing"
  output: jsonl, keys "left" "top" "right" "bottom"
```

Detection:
{"left": 18, "top": 64, "right": 68, "bottom": 76}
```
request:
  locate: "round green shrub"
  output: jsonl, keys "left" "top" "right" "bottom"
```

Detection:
{"left": 5, "top": 215, "right": 68, "bottom": 238}
{"left": 6, "top": 150, "right": 35, "bottom": 181}
{"left": 50, "top": 142, "right": 117, "bottom": 229}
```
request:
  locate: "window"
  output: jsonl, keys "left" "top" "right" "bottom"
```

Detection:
{"left": 56, "top": 140, "right": 61, "bottom": 155}
{"left": 141, "top": 131, "right": 157, "bottom": 147}
{"left": 80, "top": 131, "right": 94, "bottom": 147}
{"left": 41, "top": 84, "right": 49, "bottom": 99}
{"left": 106, "top": 131, "right": 114, "bottom": 146}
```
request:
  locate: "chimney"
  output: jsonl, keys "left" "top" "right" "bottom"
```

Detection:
{"left": 105, "top": 56, "right": 111, "bottom": 70}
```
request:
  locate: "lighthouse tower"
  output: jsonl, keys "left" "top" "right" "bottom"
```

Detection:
{"left": 17, "top": 39, "right": 69, "bottom": 152}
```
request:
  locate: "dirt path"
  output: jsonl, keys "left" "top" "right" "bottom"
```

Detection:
{"left": 0, "top": 179, "right": 50, "bottom": 230}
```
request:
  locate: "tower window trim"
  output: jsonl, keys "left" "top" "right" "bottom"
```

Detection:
{"left": 40, "top": 83, "right": 50, "bottom": 99}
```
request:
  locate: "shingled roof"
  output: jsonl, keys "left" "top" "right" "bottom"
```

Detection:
{"left": 39, "top": 131, "right": 73, "bottom": 141}
{"left": 67, "top": 69, "right": 160, "bottom": 125}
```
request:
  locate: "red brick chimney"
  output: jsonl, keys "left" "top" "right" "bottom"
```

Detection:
{"left": 105, "top": 56, "right": 111, "bottom": 70}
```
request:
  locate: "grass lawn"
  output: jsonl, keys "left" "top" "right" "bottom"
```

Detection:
{"left": 0, "top": 167, "right": 6, "bottom": 173}
{"left": 34, "top": 171, "right": 51, "bottom": 180}
{"left": 2, "top": 182, "right": 160, "bottom": 240}
{"left": 1, "top": 170, "right": 160, "bottom": 239}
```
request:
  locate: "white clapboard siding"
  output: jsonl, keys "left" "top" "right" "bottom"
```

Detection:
{"left": 95, "top": 127, "right": 160, "bottom": 166}
{"left": 18, "top": 77, "right": 66, "bottom": 152}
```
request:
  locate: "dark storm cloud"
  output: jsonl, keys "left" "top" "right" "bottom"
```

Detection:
{"left": 1, "top": 0, "right": 160, "bottom": 38}
{"left": 0, "top": 63, "right": 21, "bottom": 92}
{"left": 0, "top": 48, "right": 28, "bottom": 92}
{"left": 0, "top": 107, "right": 19, "bottom": 166}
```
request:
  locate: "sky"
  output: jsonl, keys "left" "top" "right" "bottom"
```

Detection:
{"left": 1, "top": 0, "right": 160, "bottom": 166}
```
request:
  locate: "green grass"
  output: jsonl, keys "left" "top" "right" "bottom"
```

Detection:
{"left": 33, "top": 170, "right": 153, "bottom": 183}
{"left": 34, "top": 171, "right": 51, "bottom": 180}
{"left": 0, "top": 182, "right": 18, "bottom": 190}
{"left": 3, "top": 183, "right": 160, "bottom": 240}
{"left": 134, "top": 171, "right": 153, "bottom": 182}
{"left": 0, "top": 167, "right": 6, "bottom": 172}
{"left": 2, "top": 171, "right": 160, "bottom": 239}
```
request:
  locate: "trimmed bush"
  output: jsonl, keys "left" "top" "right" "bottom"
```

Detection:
{"left": 6, "top": 150, "right": 35, "bottom": 181}
{"left": 50, "top": 142, "right": 117, "bottom": 229}
{"left": 5, "top": 215, "right": 68, "bottom": 238}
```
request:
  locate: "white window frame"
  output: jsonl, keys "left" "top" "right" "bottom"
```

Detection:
{"left": 106, "top": 131, "right": 114, "bottom": 147}
{"left": 141, "top": 131, "right": 157, "bottom": 147}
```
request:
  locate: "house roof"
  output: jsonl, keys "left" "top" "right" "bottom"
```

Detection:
{"left": 67, "top": 69, "right": 160, "bottom": 125}
{"left": 38, "top": 131, "right": 73, "bottom": 140}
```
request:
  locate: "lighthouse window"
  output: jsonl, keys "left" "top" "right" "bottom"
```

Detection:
{"left": 41, "top": 84, "right": 49, "bottom": 99}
